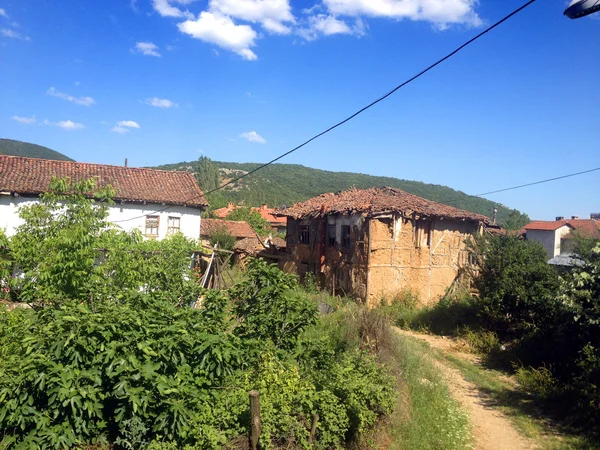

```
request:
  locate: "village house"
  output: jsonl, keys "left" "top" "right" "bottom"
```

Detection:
{"left": 214, "top": 202, "right": 288, "bottom": 234}
{"left": 524, "top": 215, "right": 600, "bottom": 259}
{"left": 200, "top": 218, "right": 256, "bottom": 247}
{"left": 276, "top": 187, "right": 489, "bottom": 306}
{"left": 0, "top": 155, "right": 207, "bottom": 240}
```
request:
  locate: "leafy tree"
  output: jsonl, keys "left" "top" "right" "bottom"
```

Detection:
{"left": 9, "top": 177, "right": 114, "bottom": 305}
{"left": 194, "top": 156, "right": 220, "bottom": 193}
{"left": 503, "top": 209, "right": 530, "bottom": 230}
{"left": 208, "top": 226, "right": 236, "bottom": 251}
{"left": 226, "top": 207, "right": 271, "bottom": 236}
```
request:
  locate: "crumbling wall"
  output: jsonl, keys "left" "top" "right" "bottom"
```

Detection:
{"left": 367, "top": 215, "right": 478, "bottom": 307}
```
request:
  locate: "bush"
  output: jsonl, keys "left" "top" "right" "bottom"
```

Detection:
{"left": 208, "top": 226, "right": 236, "bottom": 251}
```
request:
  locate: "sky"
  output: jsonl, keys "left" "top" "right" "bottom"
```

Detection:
{"left": 0, "top": 0, "right": 598, "bottom": 220}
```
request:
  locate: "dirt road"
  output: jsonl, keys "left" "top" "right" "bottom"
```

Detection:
{"left": 395, "top": 328, "right": 538, "bottom": 450}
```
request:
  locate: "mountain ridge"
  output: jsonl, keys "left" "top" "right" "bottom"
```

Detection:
{"left": 0, "top": 138, "right": 74, "bottom": 161}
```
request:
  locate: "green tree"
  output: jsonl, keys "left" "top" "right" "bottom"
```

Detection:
{"left": 503, "top": 209, "right": 530, "bottom": 230}
{"left": 194, "top": 156, "right": 221, "bottom": 193}
{"left": 226, "top": 207, "right": 271, "bottom": 236}
{"left": 208, "top": 226, "right": 236, "bottom": 251}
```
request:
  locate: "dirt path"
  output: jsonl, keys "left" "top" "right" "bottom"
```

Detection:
{"left": 395, "top": 328, "right": 538, "bottom": 450}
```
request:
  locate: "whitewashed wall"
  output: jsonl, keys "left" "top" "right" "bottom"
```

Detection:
{"left": 0, "top": 194, "right": 202, "bottom": 240}
{"left": 526, "top": 225, "right": 571, "bottom": 259}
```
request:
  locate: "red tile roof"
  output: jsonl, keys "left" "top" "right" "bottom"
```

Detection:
{"left": 214, "top": 203, "right": 287, "bottom": 225}
{"left": 275, "top": 187, "right": 489, "bottom": 223}
{"left": 200, "top": 219, "right": 255, "bottom": 239}
{"left": 233, "top": 236, "right": 286, "bottom": 255}
{"left": 0, "top": 155, "right": 207, "bottom": 208}
{"left": 524, "top": 221, "right": 574, "bottom": 231}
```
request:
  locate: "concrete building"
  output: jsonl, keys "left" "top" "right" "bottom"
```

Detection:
{"left": 0, "top": 155, "right": 207, "bottom": 239}
{"left": 276, "top": 187, "right": 489, "bottom": 306}
{"left": 524, "top": 216, "right": 600, "bottom": 259}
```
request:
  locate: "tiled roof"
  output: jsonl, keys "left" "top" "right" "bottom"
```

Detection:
{"left": 233, "top": 236, "right": 287, "bottom": 255}
{"left": 524, "top": 220, "right": 600, "bottom": 238}
{"left": 200, "top": 219, "right": 255, "bottom": 239}
{"left": 214, "top": 203, "right": 287, "bottom": 225}
{"left": 275, "top": 187, "right": 489, "bottom": 223}
{"left": 0, "top": 155, "right": 207, "bottom": 208}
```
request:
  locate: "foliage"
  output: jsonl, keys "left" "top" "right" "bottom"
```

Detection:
{"left": 194, "top": 156, "right": 220, "bottom": 193}
{"left": 231, "top": 259, "right": 317, "bottom": 350}
{"left": 208, "top": 226, "right": 236, "bottom": 251}
{"left": 0, "top": 138, "right": 74, "bottom": 161}
{"left": 155, "top": 159, "right": 524, "bottom": 224}
{"left": 503, "top": 209, "right": 530, "bottom": 230}
{"left": 226, "top": 206, "right": 272, "bottom": 236}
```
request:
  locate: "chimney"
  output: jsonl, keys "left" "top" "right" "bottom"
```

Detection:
{"left": 571, "top": 216, "right": 579, "bottom": 220}
{"left": 556, "top": 216, "right": 565, "bottom": 221}
{"left": 124, "top": 158, "right": 128, "bottom": 167}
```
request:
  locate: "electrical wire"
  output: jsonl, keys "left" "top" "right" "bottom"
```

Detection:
{"left": 114, "top": 0, "right": 536, "bottom": 223}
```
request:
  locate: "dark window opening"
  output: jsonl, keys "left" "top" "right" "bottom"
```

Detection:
{"left": 342, "top": 225, "right": 351, "bottom": 248}
{"left": 299, "top": 225, "right": 310, "bottom": 244}
{"left": 414, "top": 220, "right": 431, "bottom": 248}
{"left": 327, "top": 224, "right": 336, "bottom": 247}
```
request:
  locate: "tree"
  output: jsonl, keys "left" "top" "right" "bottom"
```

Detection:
{"left": 208, "top": 226, "right": 236, "bottom": 251}
{"left": 503, "top": 209, "right": 530, "bottom": 230}
{"left": 195, "top": 156, "right": 221, "bottom": 193}
{"left": 226, "top": 207, "right": 272, "bottom": 236}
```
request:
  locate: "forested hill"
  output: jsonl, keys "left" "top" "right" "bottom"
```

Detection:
{"left": 0, "top": 138, "right": 74, "bottom": 161}
{"left": 156, "top": 160, "right": 525, "bottom": 225}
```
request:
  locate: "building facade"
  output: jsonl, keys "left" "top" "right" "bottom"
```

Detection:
{"left": 524, "top": 216, "right": 600, "bottom": 259}
{"left": 0, "top": 155, "right": 207, "bottom": 240}
{"left": 277, "top": 187, "right": 488, "bottom": 306}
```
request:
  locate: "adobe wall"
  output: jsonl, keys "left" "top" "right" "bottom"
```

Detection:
{"left": 367, "top": 216, "right": 478, "bottom": 307}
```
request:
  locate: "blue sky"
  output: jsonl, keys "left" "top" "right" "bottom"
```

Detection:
{"left": 0, "top": 0, "right": 598, "bottom": 220}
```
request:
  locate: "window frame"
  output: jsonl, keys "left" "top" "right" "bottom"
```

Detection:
{"left": 341, "top": 225, "right": 351, "bottom": 249}
{"left": 145, "top": 215, "right": 160, "bottom": 237}
{"left": 299, "top": 224, "right": 310, "bottom": 245}
{"left": 167, "top": 216, "right": 181, "bottom": 235}
{"left": 327, "top": 224, "right": 336, "bottom": 247}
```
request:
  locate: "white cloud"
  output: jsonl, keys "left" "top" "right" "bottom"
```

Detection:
{"left": 0, "top": 8, "right": 8, "bottom": 18}
{"left": 111, "top": 126, "right": 130, "bottom": 134}
{"left": 1, "top": 28, "right": 30, "bottom": 41}
{"left": 152, "top": 0, "right": 194, "bottom": 19}
{"left": 240, "top": 130, "right": 266, "bottom": 143}
{"left": 47, "top": 87, "right": 95, "bottom": 107}
{"left": 43, "top": 119, "right": 85, "bottom": 130}
{"left": 299, "top": 14, "right": 362, "bottom": 40}
{"left": 145, "top": 97, "right": 178, "bottom": 108}
{"left": 178, "top": 11, "right": 258, "bottom": 60}
{"left": 11, "top": 115, "right": 36, "bottom": 124}
{"left": 134, "top": 41, "right": 161, "bottom": 57}
{"left": 117, "top": 120, "right": 141, "bottom": 128}
{"left": 209, "top": 0, "right": 295, "bottom": 34}
{"left": 323, "top": 0, "right": 481, "bottom": 27}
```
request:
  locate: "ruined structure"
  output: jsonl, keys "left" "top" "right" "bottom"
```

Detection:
{"left": 276, "top": 187, "right": 489, "bottom": 306}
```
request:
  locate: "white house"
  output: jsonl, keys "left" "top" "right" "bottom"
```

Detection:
{"left": 0, "top": 155, "right": 208, "bottom": 240}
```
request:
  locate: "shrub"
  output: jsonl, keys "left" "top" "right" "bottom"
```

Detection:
{"left": 514, "top": 365, "right": 558, "bottom": 399}
{"left": 208, "top": 226, "right": 236, "bottom": 251}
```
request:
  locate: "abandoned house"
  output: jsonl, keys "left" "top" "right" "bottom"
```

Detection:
{"left": 0, "top": 155, "right": 208, "bottom": 240}
{"left": 276, "top": 187, "right": 489, "bottom": 306}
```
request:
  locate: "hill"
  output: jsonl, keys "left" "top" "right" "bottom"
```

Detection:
{"left": 156, "top": 160, "right": 526, "bottom": 225}
{"left": 0, "top": 138, "right": 74, "bottom": 161}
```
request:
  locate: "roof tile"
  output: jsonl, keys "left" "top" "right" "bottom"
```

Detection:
{"left": 200, "top": 219, "right": 255, "bottom": 239}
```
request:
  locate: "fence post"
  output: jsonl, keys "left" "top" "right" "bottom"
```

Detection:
{"left": 308, "top": 413, "right": 319, "bottom": 444}
{"left": 249, "top": 390, "right": 261, "bottom": 450}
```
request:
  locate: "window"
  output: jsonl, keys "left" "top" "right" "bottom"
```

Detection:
{"left": 414, "top": 220, "right": 431, "bottom": 248}
{"left": 167, "top": 216, "right": 181, "bottom": 235}
{"left": 299, "top": 225, "right": 310, "bottom": 244}
{"left": 341, "top": 225, "right": 351, "bottom": 248}
{"left": 145, "top": 215, "right": 159, "bottom": 237}
{"left": 327, "top": 224, "right": 336, "bottom": 247}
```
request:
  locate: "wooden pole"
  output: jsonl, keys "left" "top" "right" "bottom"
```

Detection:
{"left": 249, "top": 390, "right": 261, "bottom": 450}
{"left": 308, "top": 413, "right": 319, "bottom": 444}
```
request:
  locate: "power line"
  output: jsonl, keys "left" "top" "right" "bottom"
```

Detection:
{"left": 474, "top": 167, "right": 600, "bottom": 197}
{"left": 114, "top": 0, "right": 536, "bottom": 223}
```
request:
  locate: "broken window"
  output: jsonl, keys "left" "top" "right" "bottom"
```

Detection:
{"left": 145, "top": 215, "right": 159, "bottom": 237}
{"left": 299, "top": 225, "right": 310, "bottom": 244}
{"left": 327, "top": 224, "right": 336, "bottom": 247}
{"left": 342, "top": 225, "right": 351, "bottom": 248}
{"left": 414, "top": 220, "right": 431, "bottom": 248}
{"left": 167, "top": 216, "right": 181, "bottom": 235}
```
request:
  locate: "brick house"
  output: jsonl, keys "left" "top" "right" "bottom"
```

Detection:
{"left": 276, "top": 187, "right": 489, "bottom": 306}
{"left": 0, "top": 155, "right": 207, "bottom": 240}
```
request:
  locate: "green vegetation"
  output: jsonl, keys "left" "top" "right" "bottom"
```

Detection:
{"left": 384, "top": 234, "right": 600, "bottom": 443}
{"left": 0, "top": 179, "right": 399, "bottom": 449}
{"left": 226, "top": 206, "right": 272, "bottom": 236}
{"left": 194, "top": 156, "right": 221, "bottom": 193}
{"left": 0, "top": 138, "right": 74, "bottom": 161}
{"left": 208, "top": 226, "right": 236, "bottom": 251}
{"left": 155, "top": 160, "right": 528, "bottom": 226}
